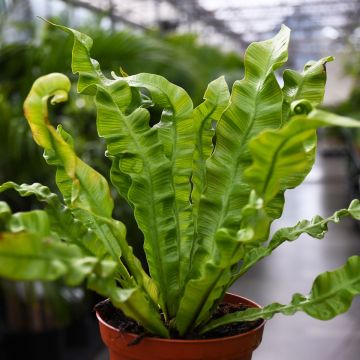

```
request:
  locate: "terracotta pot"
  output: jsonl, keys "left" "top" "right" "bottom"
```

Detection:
{"left": 96, "top": 293, "right": 265, "bottom": 360}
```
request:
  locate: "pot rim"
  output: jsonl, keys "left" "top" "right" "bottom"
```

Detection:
{"left": 96, "top": 292, "right": 265, "bottom": 344}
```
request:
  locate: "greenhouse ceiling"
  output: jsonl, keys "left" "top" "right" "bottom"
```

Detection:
{"left": 2, "top": 0, "right": 360, "bottom": 67}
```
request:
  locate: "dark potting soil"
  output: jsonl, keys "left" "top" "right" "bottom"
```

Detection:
{"left": 94, "top": 299, "right": 262, "bottom": 343}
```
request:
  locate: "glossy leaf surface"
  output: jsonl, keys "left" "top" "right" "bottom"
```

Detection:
{"left": 176, "top": 25, "right": 291, "bottom": 335}
{"left": 245, "top": 108, "right": 360, "bottom": 204}
{"left": 191, "top": 76, "right": 230, "bottom": 229}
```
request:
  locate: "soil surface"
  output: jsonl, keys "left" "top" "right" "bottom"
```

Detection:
{"left": 95, "top": 299, "right": 262, "bottom": 342}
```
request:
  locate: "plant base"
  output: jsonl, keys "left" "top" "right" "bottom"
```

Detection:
{"left": 96, "top": 293, "right": 265, "bottom": 360}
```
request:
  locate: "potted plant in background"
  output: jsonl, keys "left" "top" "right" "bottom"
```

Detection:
{"left": 1, "top": 22, "right": 360, "bottom": 360}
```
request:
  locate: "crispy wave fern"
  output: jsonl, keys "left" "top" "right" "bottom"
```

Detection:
{"left": 1, "top": 23, "right": 360, "bottom": 338}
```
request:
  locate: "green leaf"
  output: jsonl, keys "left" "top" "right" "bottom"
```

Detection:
{"left": 200, "top": 256, "right": 360, "bottom": 333}
{"left": 191, "top": 76, "right": 230, "bottom": 229}
{"left": 177, "top": 25, "right": 291, "bottom": 336}
{"left": 0, "top": 182, "right": 109, "bottom": 258}
{"left": 233, "top": 199, "right": 360, "bottom": 281}
{"left": 279, "top": 56, "right": 333, "bottom": 207}
{"left": 0, "top": 197, "right": 162, "bottom": 334}
{"left": 9, "top": 210, "right": 51, "bottom": 237}
{"left": 176, "top": 193, "right": 269, "bottom": 335}
{"left": 0, "top": 194, "right": 164, "bottom": 336}
{"left": 279, "top": 56, "right": 333, "bottom": 225}
{"left": 196, "top": 25, "right": 290, "bottom": 245}
{"left": 282, "top": 56, "right": 334, "bottom": 123}
{"left": 49, "top": 23, "right": 189, "bottom": 316}
{"left": 47, "top": 20, "right": 139, "bottom": 204}
{"left": 95, "top": 85, "right": 178, "bottom": 316}
{"left": 23, "top": 70, "right": 163, "bottom": 328}
{"left": 0, "top": 181, "right": 60, "bottom": 205}
{"left": 82, "top": 210, "right": 160, "bottom": 306}
{"left": 88, "top": 275, "right": 169, "bottom": 338}
{"left": 0, "top": 201, "right": 11, "bottom": 229}
{"left": 24, "top": 73, "right": 114, "bottom": 217}
{"left": 96, "top": 82, "right": 134, "bottom": 204}
{"left": 43, "top": 19, "right": 112, "bottom": 96}
{"left": 0, "top": 232, "right": 104, "bottom": 286}
{"left": 0, "top": 191, "right": 120, "bottom": 285}
{"left": 245, "top": 108, "right": 360, "bottom": 204}
{"left": 121, "top": 73, "right": 195, "bottom": 295}
{"left": 23, "top": 73, "right": 125, "bottom": 263}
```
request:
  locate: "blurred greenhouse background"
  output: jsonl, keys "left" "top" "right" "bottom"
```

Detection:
{"left": 0, "top": 1, "right": 360, "bottom": 359}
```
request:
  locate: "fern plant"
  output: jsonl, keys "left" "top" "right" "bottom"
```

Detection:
{"left": 1, "top": 23, "right": 360, "bottom": 339}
